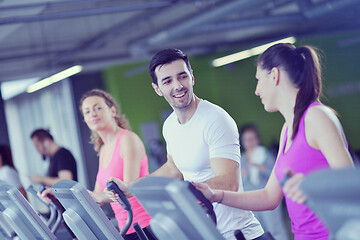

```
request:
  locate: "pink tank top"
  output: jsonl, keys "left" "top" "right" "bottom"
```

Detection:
{"left": 96, "top": 130, "right": 151, "bottom": 234}
{"left": 275, "top": 102, "right": 329, "bottom": 240}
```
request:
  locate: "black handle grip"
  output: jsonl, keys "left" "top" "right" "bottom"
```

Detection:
{"left": 280, "top": 172, "right": 292, "bottom": 187}
{"left": 133, "top": 222, "right": 149, "bottom": 240}
{"left": 39, "top": 185, "right": 46, "bottom": 193}
{"left": 106, "top": 181, "right": 131, "bottom": 211}
{"left": 39, "top": 185, "right": 65, "bottom": 213}
{"left": 186, "top": 181, "right": 217, "bottom": 225}
{"left": 28, "top": 185, "right": 50, "bottom": 206}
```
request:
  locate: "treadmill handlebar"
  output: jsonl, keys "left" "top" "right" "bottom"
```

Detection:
{"left": 106, "top": 181, "right": 132, "bottom": 211}
{"left": 39, "top": 185, "right": 65, "bottom": 213}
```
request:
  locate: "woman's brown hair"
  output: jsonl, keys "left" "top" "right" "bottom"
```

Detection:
{"left": 257, "top": 43, "right": 323, "bottom": 140}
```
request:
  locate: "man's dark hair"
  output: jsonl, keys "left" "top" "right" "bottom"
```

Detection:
{"left": 239, "top": 124, "right": 261, "bottom": 141}
{"left": 239, "top": 124, "right": 262, "bottom": 152}
{"left": 30, "top": 129, "right": 53, "bottom": 141}
{"left": 149, "top": 48, "right": 192, "bottom": 85}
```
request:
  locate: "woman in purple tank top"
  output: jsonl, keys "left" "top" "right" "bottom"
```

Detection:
{"left": 194, "top": 43, "right": 354, "bottom": 240}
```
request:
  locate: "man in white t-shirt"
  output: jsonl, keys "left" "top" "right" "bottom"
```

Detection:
{"left": 108, "top": 49, "right": 264, "bottom": 239}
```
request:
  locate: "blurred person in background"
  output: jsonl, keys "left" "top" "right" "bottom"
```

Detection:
{"left": 30, "top": 128, "right": 78, "bottom": 186}
{"left": 0, "top": 145, "right": 27, "bottom": 199}
{"left": 240, "top": 124, "right": 289, "bottom": 240}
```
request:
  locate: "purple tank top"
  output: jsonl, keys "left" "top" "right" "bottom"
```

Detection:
{"left": 275, "top": 102, "right": 329, "bottom": 240}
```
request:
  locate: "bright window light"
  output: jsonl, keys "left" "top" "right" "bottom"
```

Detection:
{"left": 212, "top": 37, "right": 296, "bottom": 67}
{"left": 26, "top": 65, "right": 83, "bottom": 93}
{"left": 1, "top": 78, "right": 39, "bottom": 100}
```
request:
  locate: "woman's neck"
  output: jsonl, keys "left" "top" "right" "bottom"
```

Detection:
{"left": 97, "top": 125, "right": 122, "bottom": 145}
{"left": 278, "top": 85, "right": 298, "bottom": 128}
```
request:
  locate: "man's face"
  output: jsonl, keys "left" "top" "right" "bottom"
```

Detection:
{"left": 152, "top": 59, "right": 194, "bottom": 110}
{"left": 32, "top": 137, "right": 49, "bottom": 159}
{"left": 241, "top": 130, "right": 260, "bottom": 151}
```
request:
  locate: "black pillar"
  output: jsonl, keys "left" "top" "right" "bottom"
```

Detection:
{"left": 70, "top": 71, "right": 104, "bottom": 190}
{"left": 0, "top": 90, "right": 10, "bottom": 145}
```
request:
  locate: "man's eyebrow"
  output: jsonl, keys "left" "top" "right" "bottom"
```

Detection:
{"left": 161, "top": 76, "right": 171, "bottom": 82}
{"left": 177, "top": 71, "right": 186, "bottom": 76}
{"left": 160, "top": 71, "right": 187, "bottom": 83}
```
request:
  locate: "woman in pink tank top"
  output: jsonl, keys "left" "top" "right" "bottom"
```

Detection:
{"left": 194, "top": 43, "right": 354, "bottom": 239}
{"left": 79, "top": 89, "right": 156, "bottom": 240}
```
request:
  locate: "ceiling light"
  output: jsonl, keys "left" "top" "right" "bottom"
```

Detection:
{"left": 26, "top": 65, "right": 83, "bottom": 93}
{"left": 212, "top": 36, "right": 296, "bottom": 67}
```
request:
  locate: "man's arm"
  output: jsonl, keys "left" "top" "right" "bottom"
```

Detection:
{"left": 105, "top": 154, "right": 183, "bottom": 200}
{"left": 150, "top": 154, "right": 183, "bottom": 179}
{"left": 30, "top": 169, "right": 73, "bottom": 187}
{"left": 203, "top": 158, "right": 239, "bottom": 191}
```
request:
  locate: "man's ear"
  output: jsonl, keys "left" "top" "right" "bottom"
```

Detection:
{"left": 152, "top": 83, "right": 163, "bottom": 96}
{"left": 43, "top": 140, "right": 50, "bottom": 150}
{"left": 271, "top": 67, "right": 280, "bottom": 86}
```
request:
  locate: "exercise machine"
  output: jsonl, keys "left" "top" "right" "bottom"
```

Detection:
{"left": 27, "top": 185, "right": 63, "bottom": 234}
{"left": 0, "top": 182, "right": 57, "bottom": 240}
{"left": 106, "top": 181, "right": 150, "bottom": 239}
{"left": 301, "top": 168, "right": 360, "bottom": 240}
{"left": 51, "top": 180, "right": 123, "bottom": 240}
{"left": 0, "top": 210, "right": 15, "bottom": 240}
{"left": 130, "top": 176, "right": 224, "bottom": 240}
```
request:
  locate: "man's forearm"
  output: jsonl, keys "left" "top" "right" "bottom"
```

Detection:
{"left": 121, "top": 162, "right": 183, "bottom": 198}
{"left": 149, "top": 162, "right": 183, "bottom": 180}
{"left": 203, "top": 175, "right": 239, "bottom": 191}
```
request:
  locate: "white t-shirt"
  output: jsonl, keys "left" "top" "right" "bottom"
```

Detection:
{"left": 163, "top": 99, "right": 264, "bottom": 239}
{"left": 0, "top": 165, "right": 22, "bottom": 188}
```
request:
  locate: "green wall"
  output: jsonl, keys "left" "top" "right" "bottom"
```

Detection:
{"left": 300, "top": 31, "right": 360, "bottom": 150}
{"left": 103, "top": 61, "right": 168, "bottom": 133}
{"left": 103, "top": 30, "right": 360, "bottom": 150}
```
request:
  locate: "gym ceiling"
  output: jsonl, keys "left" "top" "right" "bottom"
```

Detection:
{"left": 0, "top": 0, "right": 359, "bottom": 83}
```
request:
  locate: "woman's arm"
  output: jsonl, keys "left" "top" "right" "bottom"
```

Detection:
{"left": 194, "top": 170, "right": 283, "bottom": 211}
{"left": 223, "top": 169, "right": 284, "bottom": 211}
{"left": 284, "top": 105, "right": 355, "bottom": 203}
{"left": 120, "top": 131, "right": 146, "bottom": 183}
{"left": 104, "top": 131, "right": 148, "bottom": 201}
{"left": 194, "top": 124, "right": 287, "bottom": 211}
{"left": 306, "top": 105, "right": 354, "bottom": 168}
{"left": 88, "top": 182, "right": 110, "bottom": 203}
{"left": 88, "top": 145, "right": 111, "bottom": 203}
